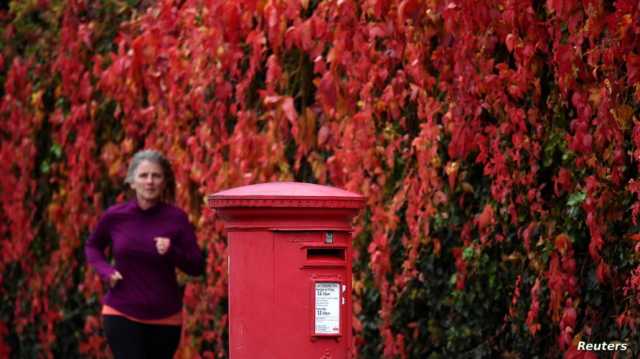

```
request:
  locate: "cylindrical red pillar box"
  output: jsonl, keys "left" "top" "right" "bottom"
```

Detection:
{"left": 209, "top": 182, "right": 364, "bottom": 359}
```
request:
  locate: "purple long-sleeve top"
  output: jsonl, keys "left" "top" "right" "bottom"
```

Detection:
{"left": 85, "top": 199, "right": 205, "bottom": 320}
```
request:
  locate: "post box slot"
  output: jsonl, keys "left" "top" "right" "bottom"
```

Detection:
{"left": 307, "top": 248, "right": 345, "bottom": 261}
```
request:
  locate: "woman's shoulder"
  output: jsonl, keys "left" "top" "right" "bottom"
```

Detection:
{"left": 161, "top": 202, "right": 189, "bottom": 220}
{"left": 101, "top": 200, "right": 136, "bottom": 218}
{"left": 91, "top": 201, "right": 135, "bottom": 229}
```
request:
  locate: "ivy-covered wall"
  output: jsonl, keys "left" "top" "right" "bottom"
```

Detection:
{"left": 1, "top": 0, "right": 640, "bottom": 357}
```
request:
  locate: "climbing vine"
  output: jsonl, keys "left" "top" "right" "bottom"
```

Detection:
{"left": 1, "top": 0, "right": 640, "bottom": 357}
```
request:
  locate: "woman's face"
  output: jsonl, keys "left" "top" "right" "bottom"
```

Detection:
{"left": 130, "top": 160, "right": 165, "bottom": 204}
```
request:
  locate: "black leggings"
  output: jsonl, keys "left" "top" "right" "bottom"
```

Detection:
{"left": 102, "top": 315, "right": 181, "bottom": 359}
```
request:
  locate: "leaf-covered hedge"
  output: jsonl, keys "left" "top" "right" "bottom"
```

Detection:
{"left": 2, "top": 0, "right": 640, "bottom": 357}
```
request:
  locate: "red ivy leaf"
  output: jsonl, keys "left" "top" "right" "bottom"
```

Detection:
{"left": 596, "top": 261, "right": 609, "bottom": 283}
{"left": 398, "top": 0, "right": 423, "bottom": 24}
{"left": 476, "top": 204, "right": 494, "bottom": 231}
{"left": 626, "top": 53, "right": 640, "bottom": 85}
{"left": 282, "top": 97, "right": 297, "bottom": 124}
{"left": 266, "top": 55, "right": 282, "bottom": 93}
{"left": 546, "top": 0, "right": 578, "bottom": 17}
{"left": 316, "top": 71, "right": 337, "bottom": 115}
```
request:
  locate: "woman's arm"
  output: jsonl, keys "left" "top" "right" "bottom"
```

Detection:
{"left": 167, "top": 213, "right": 205, "bottom": 276}
{"left": 85, "top": 213, "right": 118, "bottom": 282}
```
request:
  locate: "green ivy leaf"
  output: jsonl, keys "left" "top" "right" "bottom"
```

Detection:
{"left": 567, "top": 191, "right": 586, "bottom": 207}
{"left": 40, "top": 161, "right": 50, "bottom": 174}
{"left": 50, "top": 143, "right": 62, "bottom": 159}
{"left": 462, "top": 246, "right": 474, "bottom": 261}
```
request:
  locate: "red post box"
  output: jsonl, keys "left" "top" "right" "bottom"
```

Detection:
{"left": 209, "top": 182, "right": 365, "bottom": 358}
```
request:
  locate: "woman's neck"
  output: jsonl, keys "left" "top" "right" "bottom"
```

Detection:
{"left": 136, "top": 196, "right": 159, "bottom": 210}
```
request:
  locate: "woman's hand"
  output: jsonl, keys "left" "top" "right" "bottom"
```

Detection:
{"left": 154, "top": 236, "right": 171, "bottom": 255}
{"left": 110, "top": 271, "right": 123, "bottom": 288}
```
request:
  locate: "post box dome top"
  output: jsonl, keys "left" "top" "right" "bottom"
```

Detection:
{"left": 208, "top": 182, "right": 364, "bottom": 209}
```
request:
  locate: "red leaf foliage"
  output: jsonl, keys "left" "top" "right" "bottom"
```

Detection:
{"left": 3, "top": 0, "right": 640, "bottom": 356}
